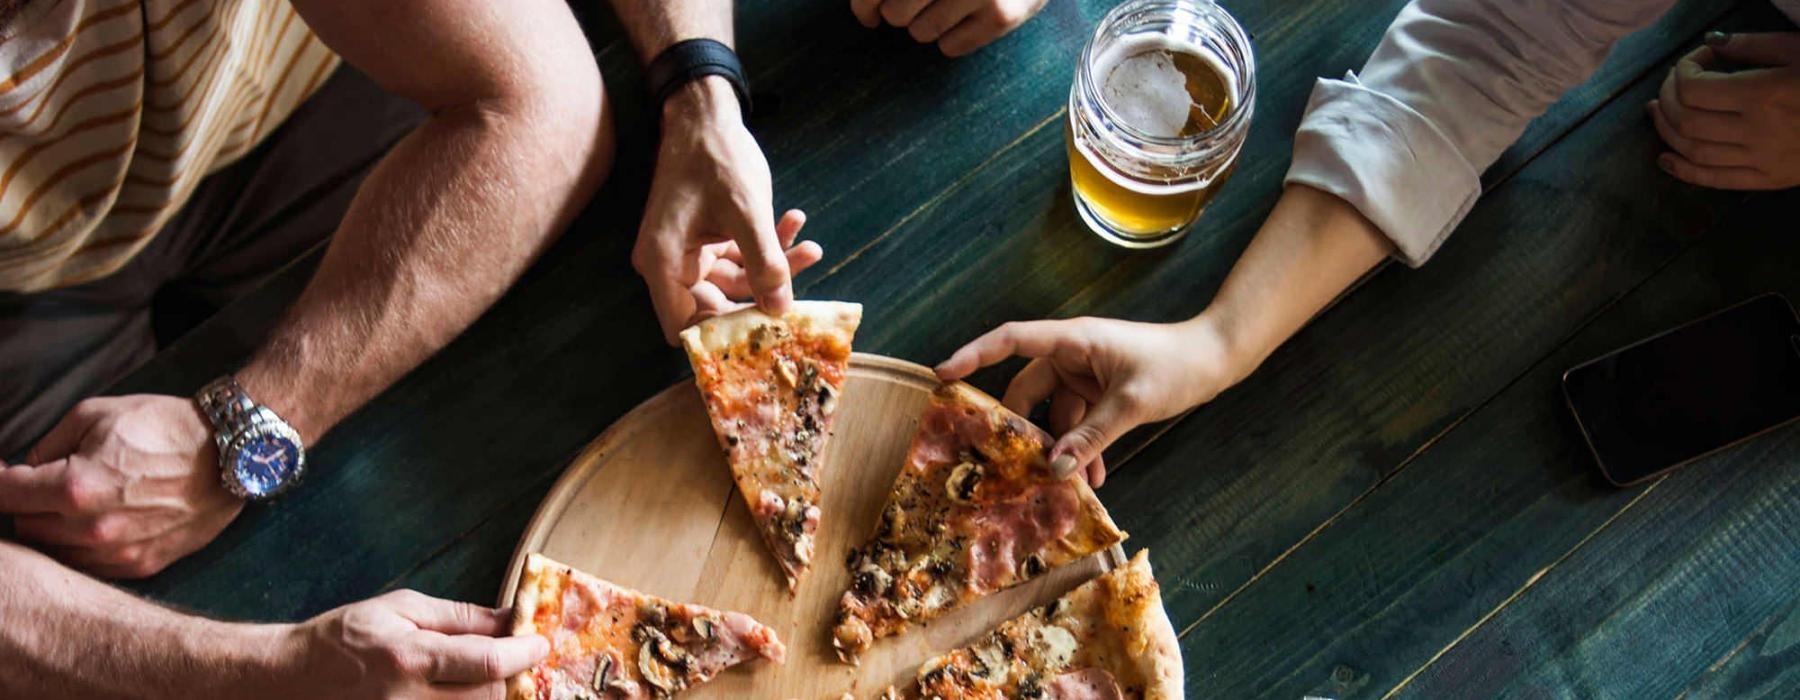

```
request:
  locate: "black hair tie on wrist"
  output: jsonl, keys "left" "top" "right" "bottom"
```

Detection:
{"left": 646, "top": 38, "right": 753, "bottom": 118}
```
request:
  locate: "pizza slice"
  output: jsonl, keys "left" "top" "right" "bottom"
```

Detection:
{"left": 680, "top": 300, "right": 862, "bottom": 591}
{"left": 911, "top": 550, "right": 1183, "bottom": 699}
{"left": 832, "top": 382, "right": 1127, "bottom": 663}
{"left": 507, "top": 553, "right": 787, "bottom": 700}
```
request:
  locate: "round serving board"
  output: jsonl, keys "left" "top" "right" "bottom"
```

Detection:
{"left": 500, "top": 353, "right": 1124, "bottom": 699}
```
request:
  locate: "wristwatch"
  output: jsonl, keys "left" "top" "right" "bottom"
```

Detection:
{"left": 195, "top": 376, "right": 306, "bottom": 501}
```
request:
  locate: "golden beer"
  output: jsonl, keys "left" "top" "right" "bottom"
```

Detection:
{"left": 1067, "top": 1, "right": 1255, "bottom": 248}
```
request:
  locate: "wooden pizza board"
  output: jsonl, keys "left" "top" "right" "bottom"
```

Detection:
{"left": 499, "top": 353, "right": 1126, "bottom": 699}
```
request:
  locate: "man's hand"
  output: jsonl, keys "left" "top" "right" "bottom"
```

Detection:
{"left": 850, "top": 0, "right": 1048, "bottom": 57}
{"left": 633, "top": 76, "right": 824, "bottom": 344}
{"left": 935, "top": 316, "right": 1246, "bottom": 488}
{"left": 0, "top": 395, "right": 240, "bottom": 578}
{"left": 1649, "top": 32, "right": 1800, "bottom": 190}
{"left": 275, "top": 589, "right": 548, "bottom": 700}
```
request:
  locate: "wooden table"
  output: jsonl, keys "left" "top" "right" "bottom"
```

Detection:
{"left": 121, "top": 0, "right": 1799, "bottom": 696}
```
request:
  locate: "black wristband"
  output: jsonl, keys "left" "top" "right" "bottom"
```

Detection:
{"left": 646, "top": 38, "right": 752, "bottom": 118}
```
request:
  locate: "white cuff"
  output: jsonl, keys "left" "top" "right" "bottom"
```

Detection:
{"left": 1283, "top": 73, "right": 1482, "bottom": 267}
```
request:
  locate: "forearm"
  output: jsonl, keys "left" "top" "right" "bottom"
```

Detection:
{"left": 1185, "top": 185, "right": 1391, "bottom": 382}
{"left": 238, "top": 93, "right": 604, "bottom": 441}
{"left": 606, "top": 0, "right": 734, "bottom": 61}
{"left": 0, "top": 541, "right": 293, "bottom": 698}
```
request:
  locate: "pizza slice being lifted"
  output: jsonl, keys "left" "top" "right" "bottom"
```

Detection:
{"left": 911, "top": 550, "right": 1183, "bottom": 699}
{"left": 681, "top": 301, "right": 862, "bottom": 591}
{"left": 832, "top": 382, "right": 1127, "bottom": 663}
{"left": 508, "top": 553, "right": 786, "bottom": 700}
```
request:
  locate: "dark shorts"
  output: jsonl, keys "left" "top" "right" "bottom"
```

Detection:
{"left": 0, "top": 66, "right": 425, "bottom": 459}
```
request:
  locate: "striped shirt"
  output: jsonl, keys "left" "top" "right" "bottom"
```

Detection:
{"left": 0, "top": 0, "right": 338, "bottom": 292}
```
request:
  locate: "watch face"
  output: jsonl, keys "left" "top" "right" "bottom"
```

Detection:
{"left": 233, "top": 433, "right": 302, "bottom": 498}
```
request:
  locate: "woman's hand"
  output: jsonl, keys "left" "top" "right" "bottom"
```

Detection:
{"left": 935, "top": 316, "right": 1247, "bottom": 487}
{"left": 1649, "top": 32, "right": 1800, "bottom": 190}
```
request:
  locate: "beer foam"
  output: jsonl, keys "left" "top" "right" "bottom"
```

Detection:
{"left": 1094, "top": 36, "right": 1234, "bottom": 138}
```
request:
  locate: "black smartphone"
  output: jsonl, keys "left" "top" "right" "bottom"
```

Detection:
{"left": 1562, "top": 293, "right": 1800, "bottom": 486}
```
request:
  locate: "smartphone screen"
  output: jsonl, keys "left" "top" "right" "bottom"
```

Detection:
{"left": 1563, "top": 294, "right": 1800, "bottom": 485}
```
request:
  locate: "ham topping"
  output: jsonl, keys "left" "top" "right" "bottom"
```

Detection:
{"left": 960, "top": 482, "right": 1081, "bottom": 593}
{"left": 1043, "top": 667, "right": 1125, "bottom": 700}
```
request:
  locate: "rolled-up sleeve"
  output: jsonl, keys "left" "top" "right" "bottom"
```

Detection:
{"left": 1284, "top": 0, "right": 1678, "bottom": 267}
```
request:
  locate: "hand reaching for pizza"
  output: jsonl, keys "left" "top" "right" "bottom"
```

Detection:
{"left": 274, "top": 589, "right": 548, "bottom": 700}
{"left": 850, "top": 0, "right": 1049, "bottom": 57}
{"left": 1649, "top": 32, "right": 1800, "bottom": 190}
{"left": 0, "top": 395, "right": 241, "bottom": 578}
{"left": 935, "top": 317, "right": 1246, "bottom": 487}
{"left": 633, "top": 76, "right": 824, "bottom": 345}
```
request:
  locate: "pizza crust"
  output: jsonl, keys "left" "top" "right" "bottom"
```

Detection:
{"left": 1112, "top": 550, "right": 1184, "bottom": 699}
{"left": 506, "top": 553, "right": 557, "bottom": 700}
{"left": 679, "top": 300, "right": 863, "bottom": 359}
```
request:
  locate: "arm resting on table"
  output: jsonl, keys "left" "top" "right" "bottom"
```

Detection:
{"left": 237, "top": 0, "right": 613, "bottom": 440}
{"left": 1287, "top": 0, "right": 1677, "bottom": 266}
{"left": 0, "top": 541, "right": 292, "bottom": 698}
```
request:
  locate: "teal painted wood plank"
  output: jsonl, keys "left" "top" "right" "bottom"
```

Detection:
{"left": 383, "top": 0, "right": 1733, "bottom": 616}
{"left": 1679, "top": 594, "right": 1800, "bottom": 700}
{"left": 1090, "top": 0, "right": 1751, "bottom": 644}
{"left": 1174, "top": 186, "right": 1800, "bottom": 699}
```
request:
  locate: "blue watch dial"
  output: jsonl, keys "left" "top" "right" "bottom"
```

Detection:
{"left": 233, "top": 434, "right": 302, "bottom": 498}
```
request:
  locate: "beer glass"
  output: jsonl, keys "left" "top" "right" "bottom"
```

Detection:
{"left": 1067, "top": 0, "right": 1256, "bottom": 248}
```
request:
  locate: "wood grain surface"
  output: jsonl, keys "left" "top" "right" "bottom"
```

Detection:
{"left": 498, "top": 354, "right": 1123, "bottom": 698}
{"left": 99, "top": 0, "right": 1799, "bottom": 697}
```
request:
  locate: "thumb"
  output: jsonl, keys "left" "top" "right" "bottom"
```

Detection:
{"left": 1705, "top": 31, "right": 1800, "bottom": 66}
{"left": 733, "top": 211, "right": 795, "bottom": 315}
{"left": 1046, "top": 394, "right": 1137, "bottom": 480}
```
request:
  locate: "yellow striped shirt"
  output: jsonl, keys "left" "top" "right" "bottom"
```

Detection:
{"left": 0, "top": 0, "right": 338, "bottom": 292}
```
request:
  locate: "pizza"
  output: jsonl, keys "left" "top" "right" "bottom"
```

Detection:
{"left": 912, "top": 550, "right": 1183, "bottom": 699}
{"left": 508, "top": 553, "right": 787, "bottom": 700}
{"left": 832, "top": 382, "right": 1127, "bottom": 663}
{"left": 680, "top": 301, "right": 862, "bottom": 591}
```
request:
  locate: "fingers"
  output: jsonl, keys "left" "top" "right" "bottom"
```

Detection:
{"left": 1705, "top": 31, "right": 1800, "bottom": 67}
{"left": 25, "top": 401, "right": 100, "bottom": 464}
{"left": 633, "top": 240, "right": 701, "bottom": 346}
{"left": 1669, "top": 47, "right": 1780, "bottom": 112}
{"left": 1001, "top": 358, "right": 1059, "bottom": 416}
{"left": 1648, "top": 101, "right": 1751, "bottom": 166}
{"left": 1085, "top": 457, "right": 1108, "bottom": 488}
{"left": 383, "top": 589, "right": 512, "bottom": 636}
{"left": 0, "top": 459, "right": 81, "bottom": 514}
{"left": 685, "top": 281, "right": 752, "bottom": 327}
{"left": 420, "top": 632, "right": 550, "bottom": 684}
{"left": 850, "top": 0, "right": 883, "bottom": 28}
{"left": 1047, "top": 389, "right": 1140, "bottom": 485}
{"left": 935, "top": 320, "right": 1072, "bottom": 381}
{"left": 910, "top": 0, "right": 983, "bottom": 43}
{"left": 774, "top": 209, "right": 807, "bottom": 248}
{"left": 1657, "top": 152, "right": 1777, "bottom": 190}
{"left": 936, "top": 2, "right": 1036, "bottom": 57}
{"left": 880, "top": 0, "right": 933, "bottom": 26}
{"left": 706, "top": 242, "right": 825, "bottom": 299}
{"left": 1049, "top": 389, "right": 1106, "bottom": 486}
{"left": 731, "top": 207, "right": 797, "bottom": 316}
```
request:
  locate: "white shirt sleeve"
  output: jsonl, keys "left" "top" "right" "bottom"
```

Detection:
{"left": 1284, "top": 0, "right": 1678, "bottom": 266}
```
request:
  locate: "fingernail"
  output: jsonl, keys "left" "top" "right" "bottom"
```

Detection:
{"left": 1049, "top": 454, "right": 1077, "bottom": 478}
{"left": 1704, "top": 31, "right": 1729, "bottom": 47}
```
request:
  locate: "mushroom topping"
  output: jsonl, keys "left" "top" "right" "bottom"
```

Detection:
{"left": 591, "top": 654, "right": 614, "bottom": 692}
{"left": 818, "top": 381, "right": 838, "bottom": 417}
{"left": 638, "top": 641, "right": 679, "bottom": 696}
{"left": 832, "top": 614, "right": 872, "bottom": 664}
{"left": 946, "top": 460, "right": 984, "bottom": 502}
{"left": 880, "top": 502, "right": 906, "bottom": 536}
{"left": 1020, "top": 553, "right": 1047, "bottom": 578}
{"left": 637, "top": 602, "right": 667, "bottom": 630}
{"left": 691, "top": 615, "right": 715, "bottom": 642}
{"left": 775, "top": 357, "right": 799, "bottom": 388}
